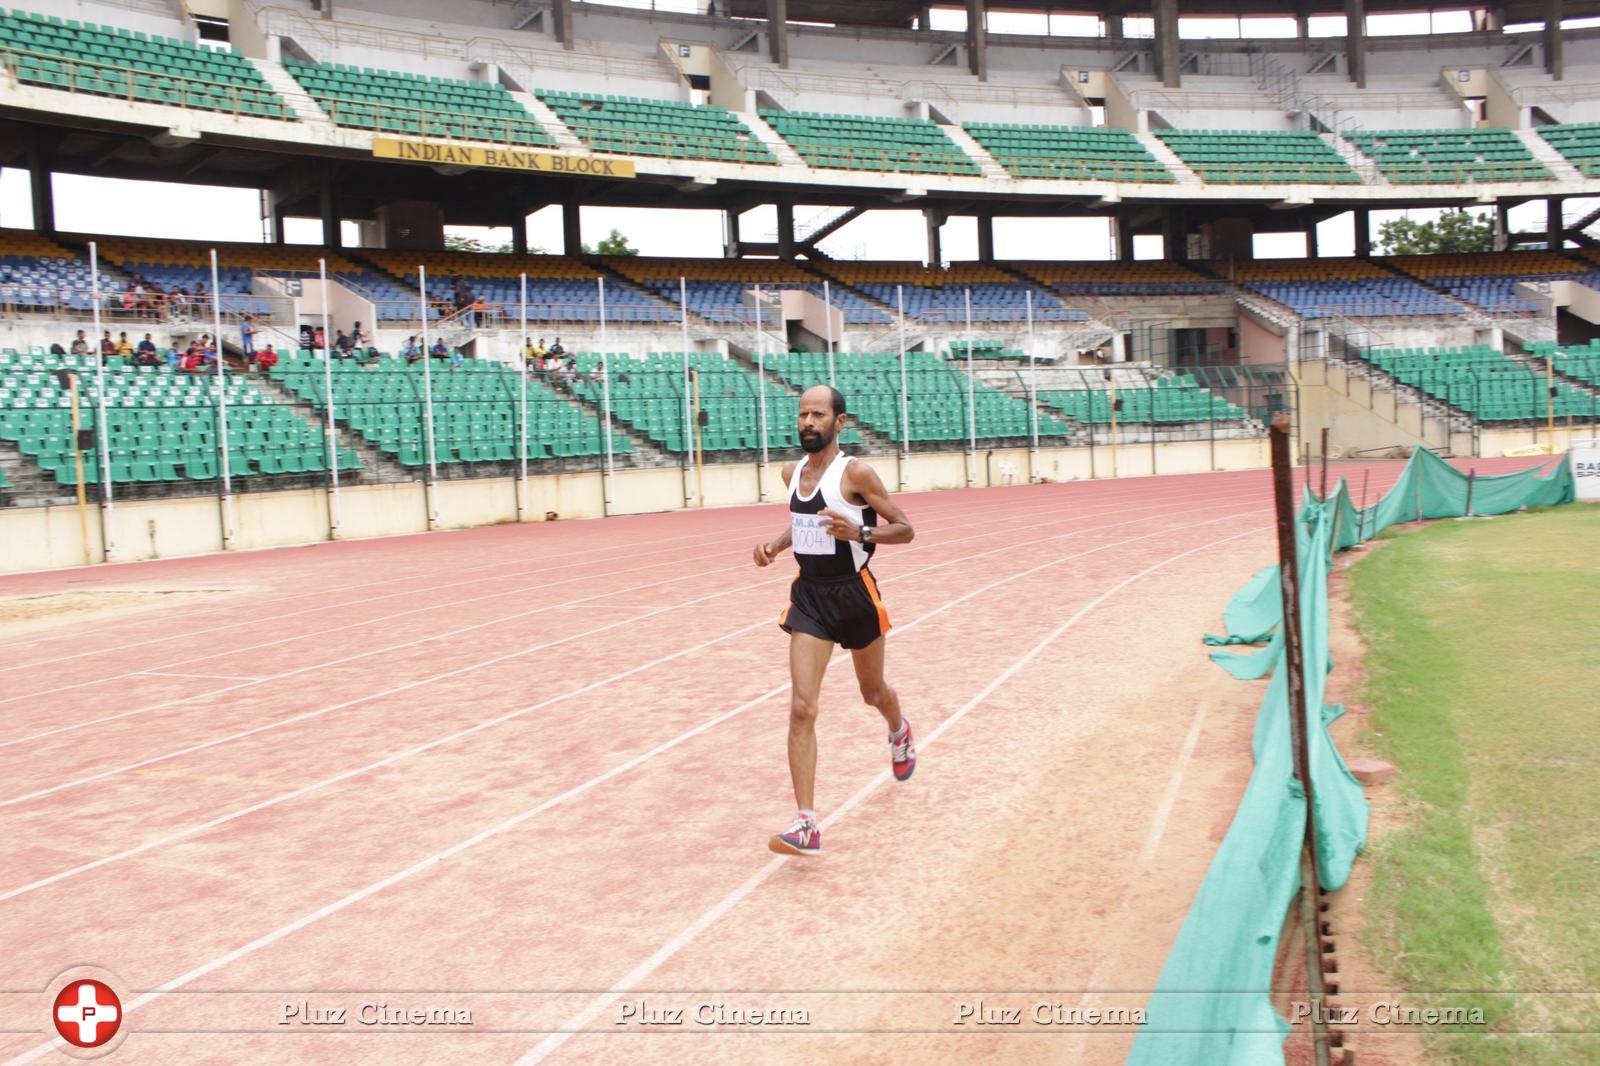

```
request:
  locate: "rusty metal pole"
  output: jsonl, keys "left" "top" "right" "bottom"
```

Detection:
{"left": 1320, "top": 426, "right": 1330, "bottom": 499}
{"left": 1270, "top": 412, "right": 1333, "bottom": 1066}
{"left": 1357, "top": 469, "right": 1370, "bottom": 542}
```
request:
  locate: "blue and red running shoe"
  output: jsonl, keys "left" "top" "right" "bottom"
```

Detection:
{"left": 768, "top": 814, "right": 821, "bottom": 856}
{"left": 891, "top": 718, "right": 917, "bottom": 781}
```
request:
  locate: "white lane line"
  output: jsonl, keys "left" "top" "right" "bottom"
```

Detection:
{"left": 513, "top": 525, "right": 1267, "bottom": 1064}
{"left": 0, "top": 482, "right": 1259, "bottom": 770}
{"left": 0, "top": 517, "right": 1271, "bottom": 1066}
{"left": 1138, "top": 699, "right": 1211, "bottom": 866}
{"left": 0, "top": 505, "right": 1267, "bottom": 908}
{"left": 0, "top": 478, "right": 1053, "bottom": 676}
{"left": 134, "top": 671, "right": 265, "bottom": 683}
{"left": 0, "top": 478, "right": 1203, "bottom": 704}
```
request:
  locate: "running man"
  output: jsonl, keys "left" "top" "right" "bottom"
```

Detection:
{"left": 753, "top": 385, "right": 917, "bottom": 856}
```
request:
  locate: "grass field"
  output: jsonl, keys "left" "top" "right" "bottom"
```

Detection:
{"left": 1349, "top": 504, "right": 1600, "bottom": 1065}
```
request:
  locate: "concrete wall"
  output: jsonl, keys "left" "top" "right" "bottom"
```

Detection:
{"left": 0, "top": 439, "right": 1270, "bottom": 574}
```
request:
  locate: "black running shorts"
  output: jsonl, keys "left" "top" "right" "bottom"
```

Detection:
{"left": 778, "top": 569, "right": 891, "bottom": 650}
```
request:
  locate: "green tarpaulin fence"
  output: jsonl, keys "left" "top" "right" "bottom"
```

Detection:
{"left": 1127, "top": 449, "right": 1577, "bottom": 1066}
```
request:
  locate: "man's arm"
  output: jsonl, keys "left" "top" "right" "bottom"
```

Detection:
{"left": 753, "top": 461, "right": 799, "bottom": 566}
{"left": 820, "top": 462, "right": 914, "bottom": 545}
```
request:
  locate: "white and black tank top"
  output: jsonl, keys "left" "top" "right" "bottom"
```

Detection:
{"left": 788, "top": 451, "right": 877, "bottom": 580}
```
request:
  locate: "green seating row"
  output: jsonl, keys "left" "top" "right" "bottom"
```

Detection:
{"left": 766, "top": 350, "right": 1071, "bottom": 443}
{"left": 1155, "top": 129, "right": 1361, "bottom": 185}
{"left": 964, "top": 123, "right": 1173, "bottom": 183}
{"left": 1346, "top": 128, "right": 1549, "bottom": 184}
{"left": 538, "top": 90, "right": 774, "bottom": 165}
{"left": 1, "top": 8, "right": 290, "bottom": 118}
{"left": 759, "top": 110, "right": 980, "bottom": 176}
{"left": 284, "top": 59, "right": 553, "bottom": 147}
{"left": 1359, "top": 344, "right": 1596, "bottom": 421}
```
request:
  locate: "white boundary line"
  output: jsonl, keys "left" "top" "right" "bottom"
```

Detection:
{"left": 513, "top": 525, "right": 1267, "bottom": 1064}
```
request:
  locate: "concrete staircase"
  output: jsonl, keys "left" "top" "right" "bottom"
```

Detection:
{"left": 939, "top": 124, "right": 1010, "bottom": 180}
{"left": 1320, "top": 132, "right": 1386, "bottom": 185}
{"left": 740, "top": 111, "right": 808, "bottom": 168}
{"left": 249, "top": 57, "right": 331, "bottom": 124}
{"left": 1136, "top": 132, "right": 1201, "bottom": 185}
{"left": 513, "top": 90, "right": 590, "bottom": 154}
{"left": 1515, "top": 127, "right": 1585, "bottom": 183}
{"left": 246, "top": 368, "right": 403, "bottom": 480}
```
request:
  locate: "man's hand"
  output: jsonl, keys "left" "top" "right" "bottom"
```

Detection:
{"left": 754, "top": 542, "right": 777, "bottom": 566}
{"left": 818, "top": 508, "right": 861, "bottom": 542}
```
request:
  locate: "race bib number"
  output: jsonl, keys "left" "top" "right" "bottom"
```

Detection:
{"left": 792, "top": 513, "right": 835, "bottom": 556}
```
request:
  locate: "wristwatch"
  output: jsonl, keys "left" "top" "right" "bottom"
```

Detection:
{"left": 860, "top": 525, "right": 873, "bottom": 545}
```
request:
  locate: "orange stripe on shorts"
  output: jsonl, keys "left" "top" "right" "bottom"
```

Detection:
{"left": 860, "top": 567, "right": 891, "bottom": 634}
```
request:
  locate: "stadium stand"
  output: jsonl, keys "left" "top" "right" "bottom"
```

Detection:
{"left": 1381, "top": 251, "right": 1600, "bottom": 313}
{"left": 599, "top": 258, "right": 892, "bottom": 326}
{"left": 283, "top": 60, "right": 553, "bottom": 146}
{"left": 535, "top": 90, "right": 774, "bottom": 164}
{"left": 963, "top": 124, "right": 1172, "bottom": 182}
{"left": 0, "top": 8, "right": 290, "bottom": 118}
{"left": 1344, "top": 128, "right": 1550, "bottom": 183}
{"left": 1355, "top": 343, "right": 1597, "bottom": 421}
{"left": 1038, "top": 373, "right": 1249, "bottom": 425}
{"left": 1535, "top": 122, "right": 1600, "bottom": 177}
{"left": 0, "top": 230, "right": 120, "bottom": 312}
{"left": 0, "top": 347, "right": 356, "bottom": 484}
{"left": 814, "top": 263, "right": 1085, "bottom": 322}
{"left": 1525, "top": 338, "right": 1600, "bottom": 392}
{"left": 360, "top": 252, "right": 676, "bottom": 325}
{"left": 272, "top": 352, "right": 620, "bottom": 463}
{"left": 765, "top": 350, "right": 1073, "bottom": 442}
{"left": 1215, "top": 259, "right": 1457, "bottom": 318}
{"left": 1011, "top": 260, "right": 1225, "bottom": 297}
{"left": 1153, "top": 130, "right": 1360, "bottom": 184}
{"left": 758, "top": 110, "right": 981, "bottom": 175}
{"left": 558, "top": 352, "right": 835, "bottom": 452}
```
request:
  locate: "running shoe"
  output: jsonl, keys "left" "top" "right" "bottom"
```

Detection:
{"left": 768, "top": 814, "right": 821, "bottom": 856}
{"left": 891, "top": 718, "right": 917, "bottom": 781}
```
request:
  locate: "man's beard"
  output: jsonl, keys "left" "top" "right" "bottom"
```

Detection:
{"left": 799, "top": 428, "right": 832, "bottom": 453}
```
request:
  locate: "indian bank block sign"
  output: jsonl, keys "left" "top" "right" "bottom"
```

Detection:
{"left": 372, "top": 138, "right": 637, "bottom": 178}
{"left": 1574, "top": 439, "right": 1600, "bottom": 502}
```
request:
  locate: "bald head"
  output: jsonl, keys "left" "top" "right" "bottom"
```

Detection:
{"left": 800, "top": 384, "right": 846, "bottom": 416}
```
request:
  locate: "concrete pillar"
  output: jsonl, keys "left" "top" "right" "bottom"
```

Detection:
{"left": 563, "top": 197, "right": 582, "bottom": 255}
{"left": 925, "top": 210, "right": 944, "bottom": 266}
{"left": 776, "top": 202, "right": 796, "bottom": 259}
{"left": 1115, "top": 213, "right": 1134, "bottom": 261}
{"left": 1545, "top": 0, "right": 1563, "bottom": 80}
{"left": 767, "top": 0, "right": 789, "bottom": 68}
{"left": 552, "top": 0, "right": 575, "bottom": 51}
{"left": 723, "top": 209, "right": 742, "bottom": 258}
{"left": 965, "top": 0, "right": 987, "bottom": 82}
{"left": 1494, "top": 200, "right": 1511, "bottom": 252}
{"left": 1345, "top": 0, "right": 1366, "bottom": 89}
{"left": 1154, "top": 0, "right": 1180, "bottom": 89}
{"left": 976, "top": 214, "right": 995, "bottom": 262}
{"left": 318, "top": 164, "right": 339, "bottom": 248}
{"left": 1547, "top": 196, "right": 1563, "bottom": 248}
{"left": 511, "top": 215, "right": 528, "bottom": 255}
{"left": 1354, "top": 207, "right": 1372, "bottom": 257}
{"left": 1306, "top": 223, "right": 1319, "bottom": 258}
{"left": 26, "top": 130, "right": 54, "bottom": 236}
{"left": 1163, "top": 206, "right": 1188, "bottom": 262}
{"left": 1295, "top": 6, "right": 1310, "bottom": 37}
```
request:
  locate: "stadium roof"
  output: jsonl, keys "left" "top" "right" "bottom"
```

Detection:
{"left": 720, "top": 0, "right": 1600, "bottom": 29}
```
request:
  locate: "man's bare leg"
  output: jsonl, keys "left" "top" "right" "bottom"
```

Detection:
{"left": 787, "top": 631, "right": 834, "bottom": 812}
{"left": 850, "top": 637, "right": 903, "bottom": 734}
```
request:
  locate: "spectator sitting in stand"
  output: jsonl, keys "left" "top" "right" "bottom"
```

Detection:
{"left": 254, "top": 344, "right": 279, "bottom": 373}
{"left": 135, "top": 333, "right": 159, "bottom": 366}
{"left": 114, "top": 332, "right": 135, "bottom": 359}
{"left": 333, "top": 330, "right": 355, "bottom": 357}
{"left": 547, "top": 337, "right": 565, "bottom": 358}
{"left": 448, "top": 346, "right": 465, "bottom": 370}
{"left": 401, "top": 336, "right": 423, "bottom": 364}
{"left": 70, "top": 330, "right": 90, "bottom": 356}
{"left": 100, "top": 331, "right": 116, "bottom": 360}
{"left": 431, "top": 338, "right": 450, "bottom": 359}
{"left": 312, "top": 325, "right": 326, "bottom": 351}
{"left": 554, "top": 356, "right": 578, "bottom": 383}
{"left": 165, "top": 344, "right": 182, "bottom": 369}
{"left": 350, "top": 322, "right": 368, "bottom": 347}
